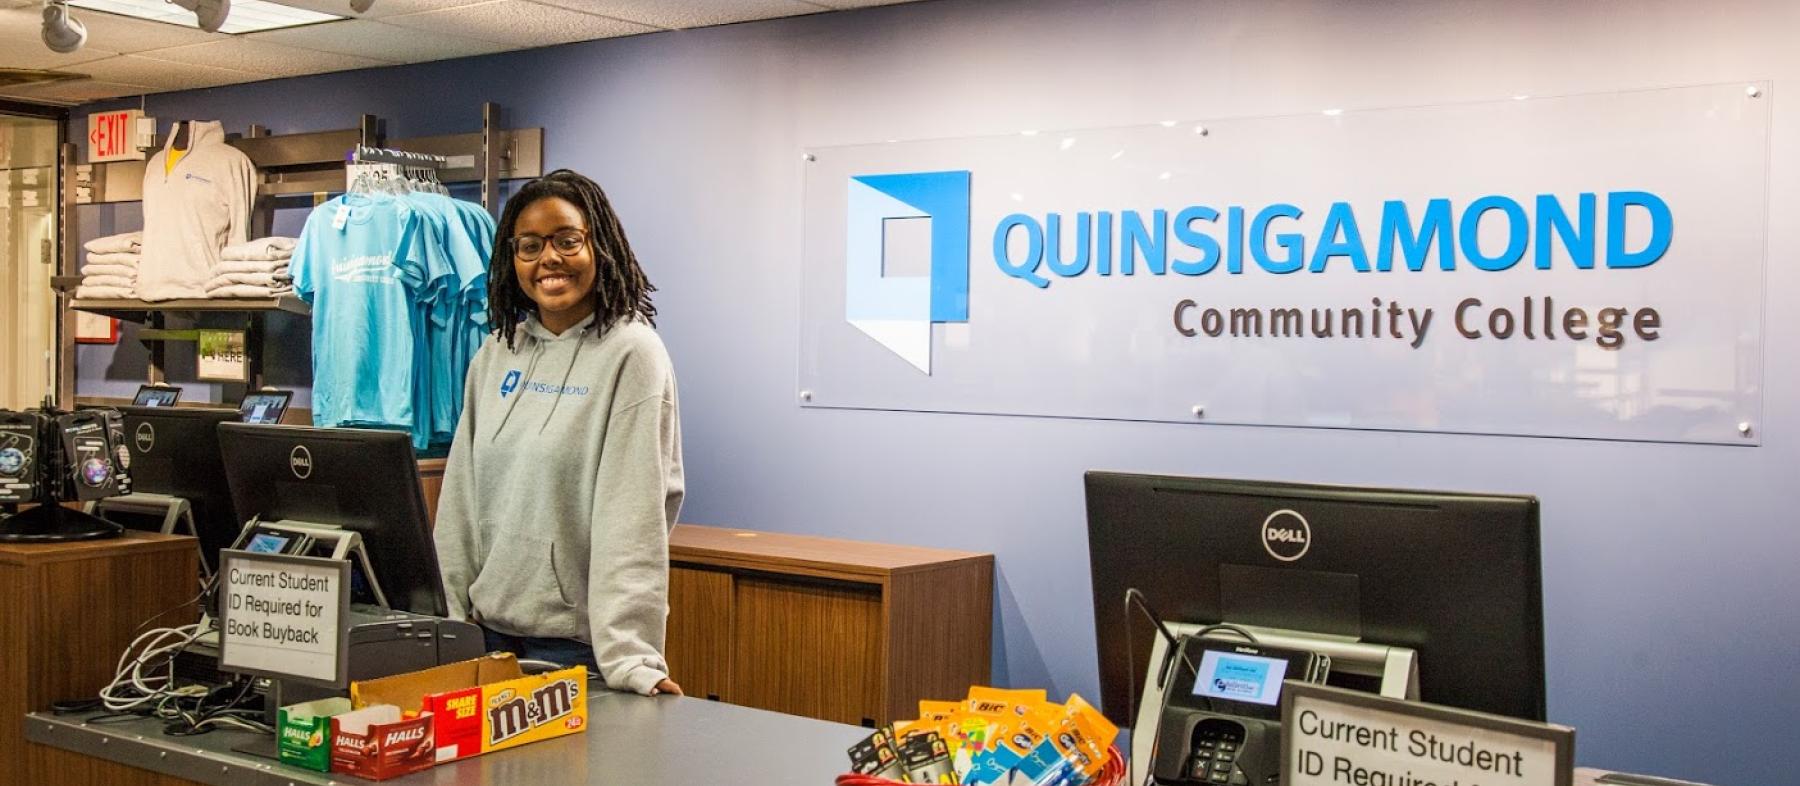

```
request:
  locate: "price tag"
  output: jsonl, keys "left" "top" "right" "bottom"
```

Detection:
{"left": 333, "top": 205, "right": 350, "bottom": 231}
{"left": 217, "top": 550, "right": 349, "bottom": 686}
{"left": 197, "top": 329, "right": 248, "bottom": 382}
{"left": 1283, "top": 683, "right": 1574, "bottom": 786}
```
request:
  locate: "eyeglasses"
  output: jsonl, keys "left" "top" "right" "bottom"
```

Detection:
{"left": 512, "top": 229, "right": 588, "bottom": 262}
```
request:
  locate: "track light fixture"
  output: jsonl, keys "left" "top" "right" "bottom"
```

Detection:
{"left": 166, "top": 0, "right": 231, "bottom": 34}
{"left": 41, "top": 0, "right": 88, "bottom": 54}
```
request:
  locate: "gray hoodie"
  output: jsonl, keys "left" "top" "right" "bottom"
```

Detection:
{"left": 433, "top": 312, "right": 684, "bottom": 695}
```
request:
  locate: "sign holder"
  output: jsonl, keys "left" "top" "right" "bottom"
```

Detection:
{"left": 216, "top": 550, "right": 351, "bottom": 688}
{"left": 1281, "top": 682, "right": 1574, "bottom": 786}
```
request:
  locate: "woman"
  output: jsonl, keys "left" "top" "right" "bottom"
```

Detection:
{"left": 435, "top": 169, "right": 684, "bottom": 697}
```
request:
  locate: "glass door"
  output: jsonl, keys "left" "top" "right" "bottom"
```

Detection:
{"left": 0, "top": 113, "right": 59, "bottom": 410}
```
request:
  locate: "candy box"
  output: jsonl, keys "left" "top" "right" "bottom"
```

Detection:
{"left": 330, "top": 704, "right": 435, "bottom": 781}
{"left": 277, "top": 697, "right": 350, "bottom": 772}
{"left": 349, "top": 652, "right": 588, "bottom": 763}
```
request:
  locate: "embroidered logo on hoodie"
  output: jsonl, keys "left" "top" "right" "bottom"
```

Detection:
{"left": 183, "top": 173, "right": 214, "bottom": 185}
{"left": 500, "top": 370, "right": 522, "bottom": 398}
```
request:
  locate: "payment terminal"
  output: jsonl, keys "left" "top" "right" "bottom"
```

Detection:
{"left": 1152, "top": 635, "right": 1329, "bottom": 786}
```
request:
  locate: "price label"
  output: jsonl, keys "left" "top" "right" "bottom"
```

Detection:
{"left": 217, "top": 550, "right": 349, "bottom": 686}
{"left": 197, "top": 329, "right": 248, "bottom": 382}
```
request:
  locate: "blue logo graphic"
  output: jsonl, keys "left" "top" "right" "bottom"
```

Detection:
{"left": 500, "top": 369, "right": 522, "bottom": 398}
{"left": 845, "top": 170, "right": 972, "bottom": 373}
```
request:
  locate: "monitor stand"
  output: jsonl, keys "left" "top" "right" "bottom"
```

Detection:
{"left": 0, "top": 504, "right": 124, "bottom": 543}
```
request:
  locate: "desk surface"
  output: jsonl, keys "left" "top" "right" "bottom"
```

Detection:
{"left": 0, "top": 529, "right": 194, "bottom": 566}
{"left": 28, "top": 691, "right": 867, "bottom": 785}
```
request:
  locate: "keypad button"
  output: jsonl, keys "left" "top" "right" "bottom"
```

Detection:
{"left": 1210, "top": 772, "right": 1230, "bottom": 784}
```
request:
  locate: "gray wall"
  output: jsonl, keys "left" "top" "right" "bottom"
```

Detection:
{"left": 71, "top": 1, "right": 1800, "bottom": 782}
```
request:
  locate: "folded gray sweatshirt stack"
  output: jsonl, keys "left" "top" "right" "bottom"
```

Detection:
{"left": 208, "top": 237, "right": 296, "bottom": 298}
{"left": 74, "top": 232, "right": 142, "bottom": 300}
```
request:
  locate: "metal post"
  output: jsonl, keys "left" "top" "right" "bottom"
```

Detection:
{"left": 358, "top": 114, "right": 382, "bottom": 150}
{"left": 55, "top": 142, "right": 78, "bottom": 408}
{"left": 246, "top": 312, "right": 266, "bottom": 390}
{"left": 481, "top": 102, "right": 501, "bottom": 217}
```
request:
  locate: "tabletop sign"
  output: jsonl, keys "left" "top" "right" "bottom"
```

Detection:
{"left": 87, "top": 109, "right": 145, "bottom": 163}
{"left": 1282, "top": 683, "right": 1575, "bottom": 786}
{"left": 197, "top": 329, "right": 249, "bottom": 382}
{"left": 217, "top": 550, "right": 349, "bottom": 686}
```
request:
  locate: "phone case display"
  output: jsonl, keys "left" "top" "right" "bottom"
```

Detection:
{"left": 73, "top": 232, "right": 142, "bottom": 299}
{"left": 138, "top": 121, "right": 258, "bottom": 301}
{"left": 291, "top": 187, "right": 493, "bottom": 450}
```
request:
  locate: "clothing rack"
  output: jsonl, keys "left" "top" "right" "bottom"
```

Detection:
{"left": 53, "top": 103, "right": 544, "bottom": 405}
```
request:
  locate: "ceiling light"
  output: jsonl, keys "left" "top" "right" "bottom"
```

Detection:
{"left": 69, "top": 0, "right": 343, "bottom": 34}
{"left": 42, "top": 1, "right": 89, "bottom": 54}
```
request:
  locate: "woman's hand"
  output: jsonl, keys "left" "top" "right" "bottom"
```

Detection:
{"left": 650, "top": 678, "right": 683, "bottom": 696}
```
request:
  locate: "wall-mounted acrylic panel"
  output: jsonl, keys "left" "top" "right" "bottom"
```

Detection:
{"left": 800, "top": 83, "right": 1770, "bottom": 444}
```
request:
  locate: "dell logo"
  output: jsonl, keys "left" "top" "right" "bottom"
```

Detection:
{"left": 134, "top": 422, "right": 155, "bottom": 453}
{"left": 289, "top": 445, "right": 313, "bottom": 480}
{"left": 1261, "top": 509, "right": 1311, "bottom": 562}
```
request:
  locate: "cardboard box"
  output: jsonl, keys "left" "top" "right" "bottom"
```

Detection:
{"left": 278, "top": 697, "right": 350, "bottom": 772}
{"left": 330, "top": 705, "right": 436, "bottom": 781}
{"left": 349, "top": 653, "right": 588, "bottom": 763}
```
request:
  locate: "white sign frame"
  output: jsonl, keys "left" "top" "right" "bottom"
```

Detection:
{"left": 1282, "top": 682, "right": 1575, "bottom": 786}
{"left": 196, "top": 329, "right": 249, "bottom": 383}
{"left": 216, "top": 549, "right": 350, "bottom": 688}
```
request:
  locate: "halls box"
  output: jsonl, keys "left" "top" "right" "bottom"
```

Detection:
{"left": 349, "top": 652, "right": 589, "bottom": 762}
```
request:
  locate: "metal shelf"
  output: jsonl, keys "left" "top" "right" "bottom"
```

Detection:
{"left": 70, "top": 296, "right": 309, "bottom": 323}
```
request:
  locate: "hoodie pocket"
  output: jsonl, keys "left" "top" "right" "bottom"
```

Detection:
{"left": 468, "top": 534, "right": 579, "bottom": 616}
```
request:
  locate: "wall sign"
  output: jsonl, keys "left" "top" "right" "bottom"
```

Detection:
{"left": 197, "top": 329, "right": 249, "bottom": 382}
{"left": 217, "top": 550, "right": 349, "bottom": 686}
{"left": 1282, "top": 683, "right": 1574, "bottom": 786}
{"left": 799, "top": 82, "right": 1770, "bottom": 444}
{"left": 86, "top": 109, "right": 145, "bottom": 163}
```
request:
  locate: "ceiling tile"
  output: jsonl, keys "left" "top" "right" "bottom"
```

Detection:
{"left": 271, "top": 0, "right": 495, "bottom": 21}
{"left": 382, "top": 0, "right": 653, "bottom": 47}
{"left": 137, "top": 36, "right": 396, "bottom": 77}
{"left": 56, "top": 7, "right": 232, "bottom": 52}
{"left": 0, "top": 77, "right": 158, "bottom": 104}
{"left": 248, "top": 18, "right": 511, "bottom": 63}
{"left": 0, "top": 10, "right": 121, "bottom": 70}
{"left": 530, "top": 0, "right": 828, "bottom": 30}
{"left": 67, "top": 53, "right": 265, "bottom": 90}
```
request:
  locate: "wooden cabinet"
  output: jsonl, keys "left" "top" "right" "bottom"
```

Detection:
{"left": 0, "top": 532, "right": 199, "bottom": 786}
{"left": 665, "top": 524, "right": 993, "bottom": 727}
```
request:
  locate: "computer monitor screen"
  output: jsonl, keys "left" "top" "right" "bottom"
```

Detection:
{"left": 1085, "top": 472, "right": 1544, "bottom": 726}
{"left": 117, "top": 406, "right": 243, "bottom": 572}
{"left": 133, "top": 385, "right": 181, "bottom": 407}
{"left": 217, "top": 423, "right": 447, "bottom": 617}
{"left": 238, "top": 391, "right": 292, "bottom": 425}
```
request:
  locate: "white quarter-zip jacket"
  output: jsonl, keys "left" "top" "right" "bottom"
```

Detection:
{"left": 138, "top": 121, "right": 257, "bottom": 301}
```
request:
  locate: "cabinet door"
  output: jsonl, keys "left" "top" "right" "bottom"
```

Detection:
{"left": 731, "top": 574, "right": 884, "bottom": 726}
{"left": 667, "top": 565, "right": 733, "bottom": 701}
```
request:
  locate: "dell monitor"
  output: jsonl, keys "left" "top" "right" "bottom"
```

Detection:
{"left": 133, "top": 384, "right": 182, "bottom": 407}
{"left": 116, "top": 406, "right": 243, "bottom": 570}
{"left": 217, "top": 423, "right": 447, "bottom": 617}
{"left": 1085, "top": 472, "right": 1544, "bottom": 726}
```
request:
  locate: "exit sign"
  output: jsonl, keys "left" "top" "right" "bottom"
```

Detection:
{"left": 87, "top": 110, "right": 146, "bottom": 163}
